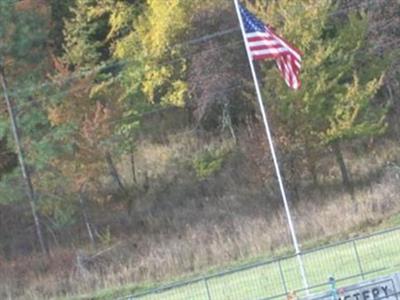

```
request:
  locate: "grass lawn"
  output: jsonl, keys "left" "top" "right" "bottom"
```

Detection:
{"left": 104, "top": 226, "right": 400, "bottom": 300}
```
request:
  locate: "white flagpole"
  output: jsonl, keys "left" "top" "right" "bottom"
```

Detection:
{"left": 233, "top": 0, "right": 309, "bottom": 292}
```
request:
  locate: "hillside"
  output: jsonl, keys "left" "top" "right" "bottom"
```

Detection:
{"left": 0, "top": 0, "right": 399, "bottom": 299}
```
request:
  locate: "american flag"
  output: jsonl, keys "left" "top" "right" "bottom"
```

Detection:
{"left": 240, "top": 4, "right": 303, "bottom": 90}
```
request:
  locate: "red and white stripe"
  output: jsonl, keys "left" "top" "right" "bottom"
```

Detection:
{"left": 246, "top": 27, "right": 302, "bottom": 90}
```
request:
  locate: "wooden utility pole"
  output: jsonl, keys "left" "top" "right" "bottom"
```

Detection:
{"left": 0, "top": 65, "right": 47, "bottom": 255}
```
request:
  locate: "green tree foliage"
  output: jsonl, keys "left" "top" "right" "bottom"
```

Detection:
{"left": 193, "top": 146, "right": 231, "bottom": 180}
{"left": 0, "top": 0, "right": 17, "bottom": 177}
{"left": 61, "top": 0, "right": 145, "bottom": 142}
{"left": 49, "top": 0, "right": 146, "bottom": 212}
{"left": 0, "top": 0, "right": 52, "bottom": 179}
{"left": 63, "top": 0, "right": 141, "bottom": 68}
{"left": 115, "top": 0, "right": 194, "bottom": 107}
{"left": 0, "top": 0, "right": 49, "bottom": 79}
{"left": 49, "top": 0, "right": 74, "bottom": 55}
{"left": 252, "top": 0, "right": 389, "bottom": 191}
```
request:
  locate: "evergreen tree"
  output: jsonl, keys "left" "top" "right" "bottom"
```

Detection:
{"left": 0, "top": 0, "right": 51, "bottom": 253}
{"left": 63, "top": 0, "right": 141, "bottom": 68}
{"left": 49, "top": 0, "right": 74, "bottom": 55}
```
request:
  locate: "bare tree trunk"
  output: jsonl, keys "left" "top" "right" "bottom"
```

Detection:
{"left": 79, "top": 184, "right": 96, "bottom": 249}
{"left": 287, "top": 153, "right": 300, "bottom": 202}
{"left": 303, "top": 135, "right": 319, "bottom": 187}
{"left": 331, "top": 141, "right": 355, "bottom": 200}
{"left": 246, "top": 116, "right": 254, "bottom": 138}
{"left": 104, "top": 151, "right": 126, "bottom": 193}
{"left": 104, "top": 151, "right": 135, "bottom": 215}
{"left": 130, "top": 143, "right": 137, "bottom": 185}
{"left": 0, "top": 66, "right": 48, "bottom": 256}
{"left": 222, "top": 101, "right": 237, "bottom": 143}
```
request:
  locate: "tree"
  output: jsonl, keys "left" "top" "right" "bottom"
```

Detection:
{"left": 48, "top": 0, "right": 74, "bottom": 55}
{"left": 0, "top": 0, "right": 51, "bottom": 254}
{"left": 63, "top": 0, "right": 141, "bottom": 68}
{"left": 253, "top": 0, "right": 389, "bottom": 196}
{"left": 47, "top": 0, "right": 145, "bottom": 215}
{"left": 114, "top": 0, "right": 196, "bottom": 107}
{"left": 186, "top": 1, "right": 253, "bottom": 134}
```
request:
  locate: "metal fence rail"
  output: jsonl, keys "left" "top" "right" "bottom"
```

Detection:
{"left": 120, "top": 226, "right": 400, "bottom": 300}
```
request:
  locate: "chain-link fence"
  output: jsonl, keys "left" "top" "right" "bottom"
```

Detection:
{"left": 120, "top": 226, "right": 400, "bottom": 300}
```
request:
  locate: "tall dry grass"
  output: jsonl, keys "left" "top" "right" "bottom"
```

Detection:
{"left": 1, "top": 133, "right": 400, "bottom": 299}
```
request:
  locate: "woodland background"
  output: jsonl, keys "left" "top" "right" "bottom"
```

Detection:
{"left": 0, "top": 0, "right": 399, "bottom": 299}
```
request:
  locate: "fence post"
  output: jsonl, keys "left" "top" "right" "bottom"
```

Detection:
{"left": 352, "top": 240, "right": 365, "bottom": 280}
{"left": 204, "top": 278, "right": 212, "bottom": 300}
{"left": 329, "top": 277, "right": 338, "bottom": 300}
{"left": 278, "top": 260, "right": 289, "bottom": 295}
